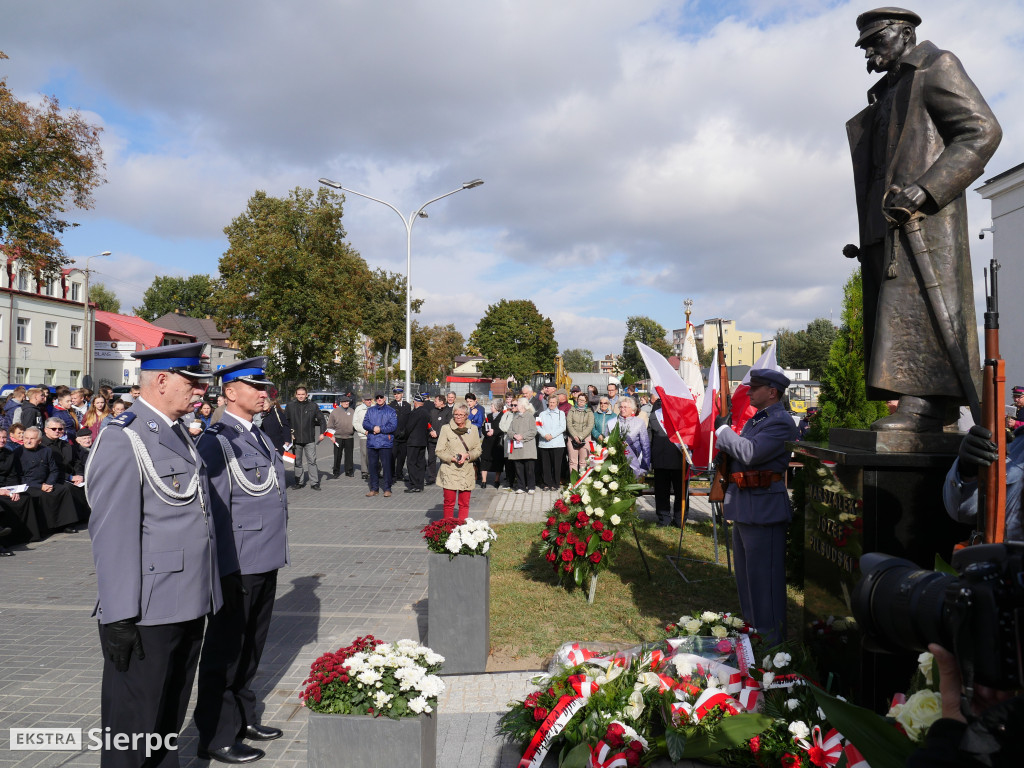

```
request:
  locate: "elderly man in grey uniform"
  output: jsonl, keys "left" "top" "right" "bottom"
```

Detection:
{"left": 86, "top": 342, "right": 220, "bottom": 768}
{"left": 192, "top": 358, "right": 288, "bottom": 764}
{"left": 714, "top": 369, "right": 798, "bottom": 646}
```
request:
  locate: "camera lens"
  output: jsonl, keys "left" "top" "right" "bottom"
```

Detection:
{"left": 852, "top": 553, "right": 956, "bottom": 654}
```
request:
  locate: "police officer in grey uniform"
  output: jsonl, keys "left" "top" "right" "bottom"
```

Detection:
{"left": 193, "top": 358, "right": 289, "bottom": 764}
{"left": 714, "top": 368, "right": 798, "bottom": 646}
{"left": 86, "top": 342, "right": 220, "bottom": 768}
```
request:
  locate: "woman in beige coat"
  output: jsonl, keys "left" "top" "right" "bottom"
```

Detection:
{"left": 436, "top": 404, "right": 483, "bottom": 519}
{"left": 506, "top": 397, "right": 538, "bottom": 494}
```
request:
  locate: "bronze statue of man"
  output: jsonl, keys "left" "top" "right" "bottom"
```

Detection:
{"left": 846, "top": 8, "right": 1001, "bottom": 431}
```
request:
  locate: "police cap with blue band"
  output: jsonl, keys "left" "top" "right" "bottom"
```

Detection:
{"left": 133, "top": 342, "right": 213, "bottom": 379}
{"left": 217, "top": 357, "right": 274, "bottom": 388}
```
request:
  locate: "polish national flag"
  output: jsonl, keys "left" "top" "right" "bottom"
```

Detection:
{"left": 323, "top": 428, "right": 336, "bottom": 444}
{"left": 692, "top": 356, "right": 721, "bottom": 469}
{"left": 636, "top": 341, "right": 699, "bottom": 447}
{"left": 282, "top": 450, "right": 296, "bottom": 466}
{"left": 729, "top": 341, "right": 781, "bottom": 433}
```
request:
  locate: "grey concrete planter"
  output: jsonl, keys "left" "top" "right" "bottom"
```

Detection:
{"left": 306, "top": 710, "right": 436, "bottom": 768}
{"left": 427, "top": 552, "right": 490, "bottom": 674}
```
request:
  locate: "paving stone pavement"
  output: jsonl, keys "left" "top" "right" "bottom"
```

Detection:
{"left": 0, "top": 442, "right": 716, "bottom": 767}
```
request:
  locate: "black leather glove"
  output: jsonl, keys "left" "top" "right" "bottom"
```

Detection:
{"left": 104, "top": 619, "right": 144, "bottom": 673}
{"left": 714, "top": 415, "right": 730, "bottom": 430}
{"left": 958, "top": 425, "right": 998, "bottom": 478}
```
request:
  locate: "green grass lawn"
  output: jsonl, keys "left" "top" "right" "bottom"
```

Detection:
{"left": 489, "top": 520, "right": 768, "bottom": 660}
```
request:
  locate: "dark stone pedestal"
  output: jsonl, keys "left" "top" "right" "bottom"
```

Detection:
{"left": 791, "top": 432, "right": 971, "bottom": 712}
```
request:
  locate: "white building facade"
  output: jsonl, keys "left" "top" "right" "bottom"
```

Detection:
{"left": 0, "top": 260, "right": 92, "bottom": 388}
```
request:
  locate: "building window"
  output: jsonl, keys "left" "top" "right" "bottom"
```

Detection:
{"left": 70, "top": 370, "right": 81, "bottom": 387}
{"left": 16, "top": 317, "right": 30, "bottom": 343}
{"left": 17, "top": 270, "right": 29, "bottom": 291}
{"left": 16, "top": 367, "right": 28, "bottom": 382}
{"left": 71, "top": 282, "right": 81, "bottom": 301}
{"left": 70, "top": 325, "right": 82, "bottom": 349}
{"left": 44, "top": 369, "right": 55, "bottom": 386}
{"left": 44, "top": 321, "right": 57, "bottom": 346}
{"left": 44, "top": 278, "right": 55, "bottom": 297}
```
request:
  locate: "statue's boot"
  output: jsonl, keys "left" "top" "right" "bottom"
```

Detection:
{"left": 870, "top": 395, "right": 943, "bottom": 432}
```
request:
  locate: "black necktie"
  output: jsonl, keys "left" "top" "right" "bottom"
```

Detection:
{"left": 170, "top": 422, "right": 191, "bottom": 449}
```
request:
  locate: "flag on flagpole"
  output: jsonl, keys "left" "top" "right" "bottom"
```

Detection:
{"left": 730, "top": 341, "right": 781, "bottom": 433}
{"left": 636, "top": 341, "right": 699, "bottom": 446}
{"left": 692, "top": 356, "right": 721, "bottom": 469}
{"left": 678, "top": 323, "right": 705, "bottom": 413}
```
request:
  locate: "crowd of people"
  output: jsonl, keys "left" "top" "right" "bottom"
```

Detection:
{"left": 0, "top": 383, "right": 144, "bottom": 556}
{"left": 294, "top": 380, "right": 690, "bottom": 527}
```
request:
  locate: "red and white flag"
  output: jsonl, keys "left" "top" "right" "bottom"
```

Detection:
{"left": 729, "top": 341, "right": 781, "bottom": 433}
{"left": 323, "top": 428, "right": 336, "bottom": 444}
{"left": 636, "top": 341, "right": 699, "bottom": 447}
{"left": 678, "top": 323, "right": 705, "bottom": 413}
{"left": 282, "top": 450, "right": 296, "bottom": 466}
{"left": 692, "top": 356, "right": 721, "bottom": 468}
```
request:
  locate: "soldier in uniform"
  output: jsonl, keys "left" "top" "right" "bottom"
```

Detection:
{"left": 85, "top": 342, "right": 220, "bottom": 768}
{"left": 193, "top": 358, "right": 289, "bottom": 764}
{"left": 390, "top": 386, "right": 412, "bottom": 482}
{"left": 714, "top": 369, "right": 798, "bottom": 646}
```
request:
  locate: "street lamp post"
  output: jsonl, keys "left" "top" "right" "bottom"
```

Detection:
{"left": 82, "top": 251, "right": 111, "bottom": 388}
{"left": 318, "top": 178, "right": 483, "bottom": 397}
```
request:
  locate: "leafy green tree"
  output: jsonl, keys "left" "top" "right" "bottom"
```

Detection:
{"left": 411, "top": 322, "right": 464, "bottom": 384}
{"left": 777, "top": 319, "right": 837, "bottom": 379}
{"left": 89, "top": 283, "right": 120, "bottom": 313}
{"left": 809, "top": 270, "right": 889, "bottom": 439}
{"left": 561, "top": 348, "right": 594, "bottom": 372}
{"left": 213, "top": 187, "right": 370, "bottom": 388}
{"left": 0, "top": 52, "right": 105, "bottom": 274}
{"left": 133, "top": 274, "right": 217, "bottom": 321}
{"left": 469, "top": 299, "right": 557, "bottom": 385}
{"left": 363, "top": 268, "right": 423, "bottom": 380}
{"left": 619, "top": 316, "right": 672, "bottom": 380}
{"left": 695, "top": 338, "right": 715, "bottom": 369}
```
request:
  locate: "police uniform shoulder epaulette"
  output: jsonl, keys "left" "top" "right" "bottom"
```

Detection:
{"left": 110, "top": 412, "right": 136, "bottom": 428}
{"left": 205, "top": 421, "right": 226, "bottom": 435}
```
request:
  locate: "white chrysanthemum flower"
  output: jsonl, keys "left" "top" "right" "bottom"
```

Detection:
{"left": 373, "top": 690, "right": 394, "bottom": 708}
{"left": 786, "top": 698, "right": 800, "bottom": 711}
{"left": 788, "top": 721, "right": 810, "bottom": 740}
{"left": 408, "top": 695, "right": 428, "bottom": 714}
{"left": 445, "top": 537, "right": 461, "bottom": 553}
{"left": 482, "top": 542, "right": 490, "bottom": 554}
{"left": 773, "top": 652, "right": 792, "bottom": 669}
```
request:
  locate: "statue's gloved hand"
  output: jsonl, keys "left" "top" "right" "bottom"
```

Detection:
{"left": 885, "top": 184, "right": 927, "bottom": 218}
{"left": 957, "top": 425, "right": 997, "bottom": 478}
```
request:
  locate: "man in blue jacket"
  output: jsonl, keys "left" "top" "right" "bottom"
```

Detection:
{"left": 363, "top": 393, "right": 397, "bottom": 497}
{"left": 715, "top": 369, "right": 798, "bottom": 646}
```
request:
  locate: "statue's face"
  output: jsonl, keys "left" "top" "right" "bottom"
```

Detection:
{"left": 860, "top": 25, "right": 910, "bottom": 73}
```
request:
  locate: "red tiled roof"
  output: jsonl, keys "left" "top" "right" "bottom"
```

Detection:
{"left": 95, "top": 311, "right": 196, "bottom": 349}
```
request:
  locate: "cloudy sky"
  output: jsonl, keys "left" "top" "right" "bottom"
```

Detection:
{"left": 5, "top": 0, "right": 1023, "bottom": 358}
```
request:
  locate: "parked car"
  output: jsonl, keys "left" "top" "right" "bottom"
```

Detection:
{"left": 0, "top": 384, "right": 57, "bottom": 399}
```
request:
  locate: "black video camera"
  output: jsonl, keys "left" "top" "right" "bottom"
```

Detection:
{"left": 852, "top": 543, "right": 1024, "bottom": 689}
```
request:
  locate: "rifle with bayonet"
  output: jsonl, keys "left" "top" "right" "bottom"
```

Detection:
{"left": 980, "top": 258, "right": 1006, "bottom": 544}
{"left": 709, "top": 323, "right": 732, "bottom": 503}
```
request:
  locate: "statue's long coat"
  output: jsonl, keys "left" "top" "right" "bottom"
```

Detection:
{"left": 847, "top": 40, "right": 1001, "bottom": 401}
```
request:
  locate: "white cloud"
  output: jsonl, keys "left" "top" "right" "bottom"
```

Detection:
{"left": 4, "top": 0, "right": 1023, "bottom": 356}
